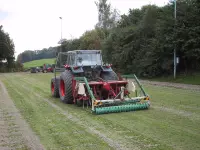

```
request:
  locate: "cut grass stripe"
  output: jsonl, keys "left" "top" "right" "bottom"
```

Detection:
{"left": 1, "top": 74, "right": 113, "bottom": 150}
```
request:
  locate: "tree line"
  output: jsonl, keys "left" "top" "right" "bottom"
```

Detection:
{"left": 17, "top": 0, "right": 200, "bottom": 77}
{"left": 17, "top": 47, "right": 57, "bottom": 63}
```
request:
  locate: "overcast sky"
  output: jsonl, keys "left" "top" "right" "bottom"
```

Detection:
{"left": 0, "top": 0, "right": 169, "bottom": 57}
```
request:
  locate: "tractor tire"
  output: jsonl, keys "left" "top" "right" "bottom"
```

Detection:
{"left": 59, "top": 70, "right": 73, "bottom": 104}
{"left": 51, "top": 77, "right": 60, "bottom": 98}
{"left": 101, "top": 71, "right": 119, "bottom": 81}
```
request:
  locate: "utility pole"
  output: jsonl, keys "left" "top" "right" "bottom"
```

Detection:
{"left": 59, "top": 17, "right": 63, "bottom": 54}
{"left": 59, "top": 17, "right": 62, "bottom": 40}
{"left": 174, "top": 0, "right": 177, "bottom": 79}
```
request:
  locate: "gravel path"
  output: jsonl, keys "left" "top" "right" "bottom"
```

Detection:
{"left": 0, "top": 81, "right": 45, "bottom": 150}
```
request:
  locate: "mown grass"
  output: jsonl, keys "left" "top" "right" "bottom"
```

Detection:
{"left": 1, "top": 73, "right": 112, "bottom": 150}
{"left": 148, "top": 73, "right": 200, "bottom": 85}
{"left": 123, "top": 73, "right": 200, "bottom": 85}
{"left": 1, "top": 73, "right": 200, "bottom": 150}
{"left": 23, "top": 58, "right": 56, "bottom": 69}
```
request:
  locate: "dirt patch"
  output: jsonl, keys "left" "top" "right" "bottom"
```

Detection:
{"left": 152, "top": 105, "right": 199, "bottom": 121}
{"left": 140, "top": 80, "right": 200, "bottom": 91}
{"left": 0, "top": 81, "right": 45, "bottom": 150}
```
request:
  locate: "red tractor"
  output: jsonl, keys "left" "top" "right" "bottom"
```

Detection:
{"left": 50, "top": 50, "right": 150, "bottom": 114}
{"left": 42, "top": 64, "right": 53, "bottom": 73}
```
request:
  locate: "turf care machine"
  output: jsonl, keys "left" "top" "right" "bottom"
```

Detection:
{"left": 50, "top": 50, "right": 150, "bottom": 114}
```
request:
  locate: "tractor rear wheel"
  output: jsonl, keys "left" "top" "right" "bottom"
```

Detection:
{"left": 101, "top": 71, "right": 118, "bottom": 81}
{"left": 51, "top": 77, "right": 60, "bottom": 98}
{"left": 59, "top": 70, "right": 73, "bottom": 104}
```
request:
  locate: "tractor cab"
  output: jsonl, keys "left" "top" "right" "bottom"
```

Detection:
{"left": 56, "top": 50, "right": 103, "bottom": 68}
{"left": 75, "top": 50, "right": 102, "bottom": 66}
{"left": 55, "top": 50, "right": 111, "bottom": 80}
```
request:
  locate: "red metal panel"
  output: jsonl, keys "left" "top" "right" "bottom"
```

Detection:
{"left": 84, "top": 81, "right": 128, "bottom": 85}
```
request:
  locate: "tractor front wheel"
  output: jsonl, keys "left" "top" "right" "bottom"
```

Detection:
{"left": 59, "top": 70, "right": 73, "bottom": 104}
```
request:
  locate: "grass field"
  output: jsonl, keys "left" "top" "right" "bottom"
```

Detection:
{"left": 148, "top": 73, "right": 200, "bottom": 85}
{"left": 23, "top": 58, "right": 55, "bottom": 69}
{"left": 0, "top": 73, "right": 200, "bottom": 150}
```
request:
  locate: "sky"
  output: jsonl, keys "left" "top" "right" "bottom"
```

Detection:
{"left": 0, "top": 0, "right": 169, "bottom": 57}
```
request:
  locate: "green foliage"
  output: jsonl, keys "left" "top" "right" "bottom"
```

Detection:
{"left": 0, "top": 61, "right": 24, "bottom": 72}
{"left": 0, "top": 25, "right": 15, "bottom": 70}
{"left": 102, "top": 1, "right": 200, "bottom": 77}
{"left": 60, "top": 38, "right": 81, "bottom": 52}
{"left": 95, "top": 0, "right": 120, "bottom": 30}
{"left": 174, "top": 0, "right": 200, "bottom": 72}
{"left": 79, "top": 28, "right": 105, "bottom": 50}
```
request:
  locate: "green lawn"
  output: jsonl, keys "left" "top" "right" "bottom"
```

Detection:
{"left": 123, "top": 73, "right": 200, "bottom": 85}
{"left": 0, "top": 73, "right": 200, "bottom": 150}
{"left": 149, "top": 73, "right": 200, "bottom": 85}
{"left": 23, "top": 58, "right": 56, "bottom": 69}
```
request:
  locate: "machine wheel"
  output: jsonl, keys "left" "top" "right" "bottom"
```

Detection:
{"left": 76, "top": 100, "right": 89, "bottom": 107}
{"left": 101, "top": 71, "right": 119, "bottom": 81}
{"left": 51, "top": 77, "right": 60, "bottom": 98}
{"left": 59, "top": 70, "right": 73, "bottom": 104}
{"left": 76, "top": 100, "right": 83, "bottom": 107}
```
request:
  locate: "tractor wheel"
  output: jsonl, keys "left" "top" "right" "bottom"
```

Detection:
{"left": 51, "top": 77, "right": 60, "bottom": 98}
{"left": 101, "top": 71, "right": 119, "bottom": 81}
{"left": 59, "top": 70, "right": 73, "bottom": 104}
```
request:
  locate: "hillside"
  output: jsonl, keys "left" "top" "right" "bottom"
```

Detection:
{"left": 23, "top": 58, "right": 56, "bottom": 69}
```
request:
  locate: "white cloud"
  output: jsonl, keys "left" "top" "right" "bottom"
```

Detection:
{"left": 0, "top": 0, "right": 169, "bottom": 57}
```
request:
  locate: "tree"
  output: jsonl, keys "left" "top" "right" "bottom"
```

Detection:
{"left": 0, "top": 25, "right": 15, "bottom": 69}
{"left": 102, "top": 1, "right": 200, "bottom": 77}
{"left": 95, "top": 0, "right": 120, "bottom": 30}
{"left": 79, "top": 29, "right": 105, "bottom": 50}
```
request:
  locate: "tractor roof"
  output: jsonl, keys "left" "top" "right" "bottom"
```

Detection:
{"left": 67, "top": 50, "right": 101, "bottom": 54}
